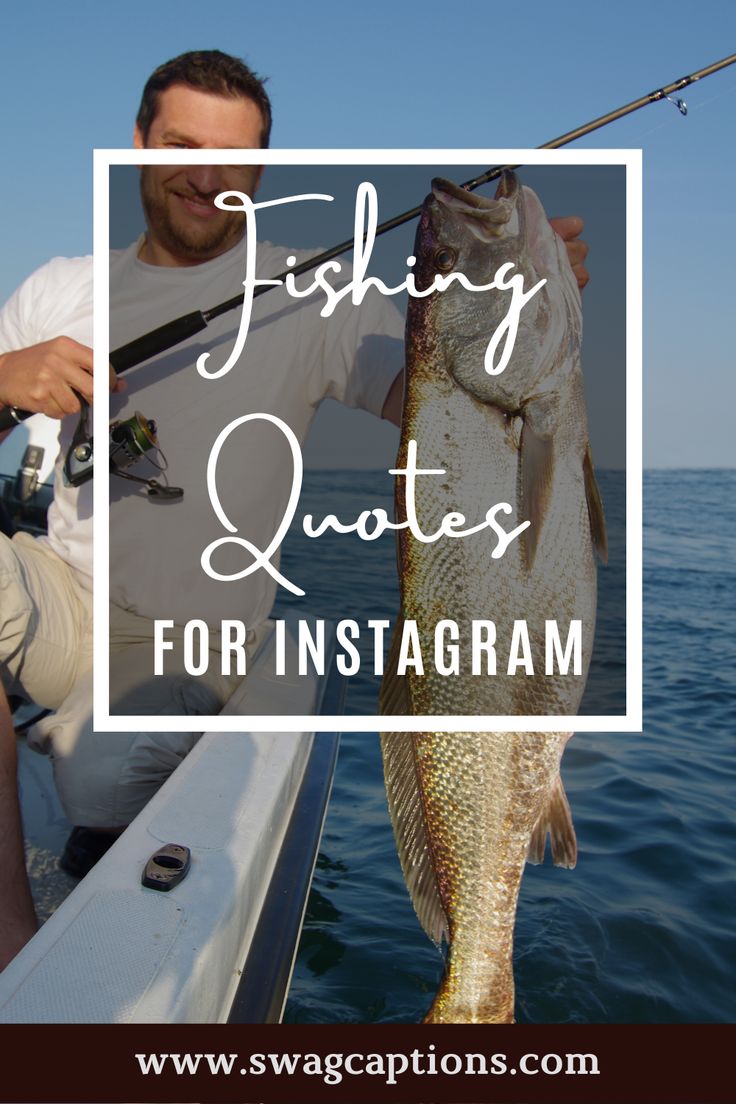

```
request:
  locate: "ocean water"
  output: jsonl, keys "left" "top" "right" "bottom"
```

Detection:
{"left": 276, "top": 468, "right": 735, "bottom": 1023}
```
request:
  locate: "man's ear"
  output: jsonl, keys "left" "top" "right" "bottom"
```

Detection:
{"left": 253, "top": 165, "right": 265, "bottom": 194}
{"left": 133, "top": 125, "right": 145, "bottom": 150}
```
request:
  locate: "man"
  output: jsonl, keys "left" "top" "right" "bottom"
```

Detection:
{"left": 0, "top": 50, "right": 589, "bottom": 968}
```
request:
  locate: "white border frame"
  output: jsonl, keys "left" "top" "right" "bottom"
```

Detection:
{"left": 93, "top": 148, "right": 642, "bottom": 733}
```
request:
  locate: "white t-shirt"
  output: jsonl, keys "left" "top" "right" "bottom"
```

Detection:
{"left": 0, "top": 239, "right": 404, "bottom": 628}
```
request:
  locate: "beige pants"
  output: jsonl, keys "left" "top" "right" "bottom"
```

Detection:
{"left": 0, "top": 531, "right": 263, "bottom": 827}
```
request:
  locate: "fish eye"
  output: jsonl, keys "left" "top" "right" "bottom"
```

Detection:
{"left": 434, "top": 247, "right": 456, "bottom": 272}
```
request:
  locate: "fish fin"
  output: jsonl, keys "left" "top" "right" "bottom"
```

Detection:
{"left": 527, "top": 774, "right": 577, "bottom": 869}
{"left": 583, "top": 444, "right": 608, "bottom": 564}
{"left": 520, "top": 420, "right": 555, "bottom": 571}
{"left": 378, "top": 616, "right": 411, "bottom": 716}
{"left": 381, "top": 733, "right": 449, "bottom": 946}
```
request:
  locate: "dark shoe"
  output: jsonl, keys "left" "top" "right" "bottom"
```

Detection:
{"left": 59, "top": 827, "right": 118, "bottom": 879}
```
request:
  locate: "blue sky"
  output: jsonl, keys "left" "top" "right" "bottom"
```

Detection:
{"left": 2, "top": 0, "right": 735, "bottom": 466}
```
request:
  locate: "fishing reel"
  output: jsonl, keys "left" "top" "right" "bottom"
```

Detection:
{"left": 63, "top": 401, "right": 183, "bottom": 499}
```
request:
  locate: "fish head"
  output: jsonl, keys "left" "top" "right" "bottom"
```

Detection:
{"left": 412, "top": 171, "right": 579, "bottom": 413}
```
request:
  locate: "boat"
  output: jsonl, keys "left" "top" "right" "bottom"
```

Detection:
{"left": 0, "top": 421, "right": 344, "bottom": 1023}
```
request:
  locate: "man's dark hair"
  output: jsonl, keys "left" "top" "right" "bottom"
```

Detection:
{"left": 136, "top": 49, "right": 272, "bottom": 147}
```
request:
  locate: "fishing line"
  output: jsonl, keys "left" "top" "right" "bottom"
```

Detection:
{"left": 677, "top": 80, "right": 736, "bottom": 114}
{"left": 634, "top": 81, "right": 736, "bottom": 141}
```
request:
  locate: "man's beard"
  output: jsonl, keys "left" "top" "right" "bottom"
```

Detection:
{"left": 139, "top": 169, "right": 245, "bottom": 261}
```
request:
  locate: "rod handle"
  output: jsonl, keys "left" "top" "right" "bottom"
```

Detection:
{"left": 110, "top": 310, "right": 207, "bottom": 372}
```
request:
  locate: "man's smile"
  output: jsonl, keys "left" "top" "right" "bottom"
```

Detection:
{"left": 172, "top": 191, "right": 221, "bottom": 219}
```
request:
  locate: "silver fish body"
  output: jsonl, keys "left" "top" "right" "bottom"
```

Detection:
{"left": 380, "top": 173, "right": 606, "bottom": 1023}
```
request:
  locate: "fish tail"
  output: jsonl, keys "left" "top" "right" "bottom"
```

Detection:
{"left": 421, "top": 957, "right": 515, "bottom": 1024}
{"left": 421, "top": 968, "right": 456, "bottom": 1024}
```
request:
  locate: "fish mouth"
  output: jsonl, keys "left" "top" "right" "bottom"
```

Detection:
{"left": 430, "top": 172, "right": 520, "bottom": 240}
{"left": 431, "top": 171, "right": 519, "bottom": 209}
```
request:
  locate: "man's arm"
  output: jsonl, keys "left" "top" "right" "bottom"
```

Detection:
{"left": 0, "top": 688, "right": 37, "bottom": 971}
{"left": 0, "top": 339, "right": 124, "bottom": 417}
{"left": 0, "top": 339, "right": 125, "bottom": 444}
{"left": 0, "top": 338, "right": 96, "bottom": 419}
{"left": 381, "top": 368, "right": 404, "bottom": 428}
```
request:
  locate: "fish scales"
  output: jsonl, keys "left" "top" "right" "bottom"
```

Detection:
{"left": 387, "top": 731, "right": 569, "bottom": 1022}
{"left": 381, "top": 172, "right": 605, "bottom": 1023}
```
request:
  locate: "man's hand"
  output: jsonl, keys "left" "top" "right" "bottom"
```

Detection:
{"left": 0, "top": 336, "right": 124, "bottom": 419}
{"left": 549, "top": 216, "right": 589, "bottom": 290}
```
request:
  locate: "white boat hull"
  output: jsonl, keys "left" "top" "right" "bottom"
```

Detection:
{"left": 0, "top": 617, "right": 340, "bottom": 1023}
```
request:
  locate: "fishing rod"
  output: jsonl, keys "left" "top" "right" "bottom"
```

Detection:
{"left": 1, "top": 49, "right": 734, "bottom": 446}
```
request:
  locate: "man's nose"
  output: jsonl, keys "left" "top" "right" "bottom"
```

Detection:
{"left": 185, "top": 165, "right": 226, "bottom": 195}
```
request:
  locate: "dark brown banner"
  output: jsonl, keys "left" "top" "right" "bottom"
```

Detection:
{"left": 0, "top": 1024, "right": 730, "bottom": 1103}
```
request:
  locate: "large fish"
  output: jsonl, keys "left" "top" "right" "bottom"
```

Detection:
{"left": 380, "top": 172, "right": 606, "bottom": 1023}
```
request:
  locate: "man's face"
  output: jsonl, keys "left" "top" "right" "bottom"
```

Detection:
{"left": 134, "top": 84, "right": 265, "bottom": 266}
